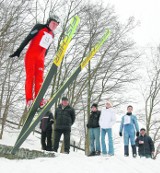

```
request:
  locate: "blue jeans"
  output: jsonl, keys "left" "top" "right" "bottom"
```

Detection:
{"left": 89, "top": 127, "right": 100, "bottom": 152}
{"left": 101, "top": 128, "right": 114, "bottom": 155}
{"left": 124, "top": 131, "right": 135, "bottom": 146}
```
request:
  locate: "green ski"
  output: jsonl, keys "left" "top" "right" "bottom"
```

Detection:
{"left": 11, "top": 29, "right": 110, "bottom": 154}
{"left": 13, "top": 16, "right": 80, "bottom": 148}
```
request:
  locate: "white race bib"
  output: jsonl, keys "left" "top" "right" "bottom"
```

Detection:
{"left": 124, "top": 115, "right": 131, "bottom": 125}
{"left": 39, "top": 32, "right": 53, "bottom": 49}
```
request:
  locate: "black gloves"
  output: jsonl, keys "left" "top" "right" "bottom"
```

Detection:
{"left": 119, "top": 132, "right": 122, "bottom": 136}
{"left": 136, "top": 131, "right": 139, "bottom": 137}
{"left": 119, "top": 132, "right": 139, "bottom": 137}
{"left": 9, "top": 49, "right": 21, "bottom": 58}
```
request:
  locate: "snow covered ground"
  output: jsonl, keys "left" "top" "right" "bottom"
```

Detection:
{"left": 0, "top": 129, "right": 160, "bottom": 173}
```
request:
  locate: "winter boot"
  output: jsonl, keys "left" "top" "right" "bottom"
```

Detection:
{"left": 124, "top": 145, "right": 129, "bottom": 156}
{"left": 26, "top": 100, "right": 33, "bottom": 110}
{"left": 132, "top": 145, "right": 137, "bottom": 158}
{"left": 95, "top": 151, "right": 101, "bottom": 156}
{"left": 88, "top": 151, "right": 95, "bottom": 156}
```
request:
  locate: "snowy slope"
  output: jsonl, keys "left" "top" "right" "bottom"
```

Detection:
{"left": 0, "top": 129, "right": 160, "bottom": 173}
{"left": 0, "top": 152, "right": 160, "bottom": 173}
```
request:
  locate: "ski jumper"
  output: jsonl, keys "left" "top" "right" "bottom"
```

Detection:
{"left": 14, "top": 24, "right": 54, "bottom": 103}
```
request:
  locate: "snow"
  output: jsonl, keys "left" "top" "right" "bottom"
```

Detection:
{"left": 0, "top": 129, "right": 160, "bottom": 173}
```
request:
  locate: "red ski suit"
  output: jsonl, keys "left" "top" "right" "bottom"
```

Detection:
{"left": 25, "top": 27, "right": 54, "bottom": 103}
{"left": 10, "top": 20, "right": 59, "bottom": 105}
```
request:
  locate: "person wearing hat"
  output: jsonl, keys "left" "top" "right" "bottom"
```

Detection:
{"left": 40, "top": 110, "right": 54, "bottom": 151}
{"left": 119, "top": 105, "right": 139, "bottom": 158}
{"left": 87, "top": 103, "right": 101, "bottom": 156}
{"left": 9, "top": 14, "right": 60, "bottom": 108}
{"left": 136, "top": 128, "right": 155, "bottom": 158}
{"left": 53, "top": 96, "right": 75, "bottom": 154}
{"left": 99, "top": 101, "right": 116, "bottom": 156}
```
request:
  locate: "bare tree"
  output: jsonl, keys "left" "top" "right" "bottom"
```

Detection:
{"left": 34, "top": 1, "right": 140, "bottom": 153}
{"left": 0, "top": 0, "right": 140, "bottom": 155}
{"left": 0, "top": 0, "right": 44, "bottom": 138}
{"left": 138, "top": 46, "right": 160, "bottom": 158}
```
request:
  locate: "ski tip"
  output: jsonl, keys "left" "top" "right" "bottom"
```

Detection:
{"left": 72, "top": 15, "right": 80, "bottom": 23}
{"left": 74, "top": 15, "right": 80, "bottom": 20}
{"left": 104, "top": 29, "right": 111, "bottom": 37}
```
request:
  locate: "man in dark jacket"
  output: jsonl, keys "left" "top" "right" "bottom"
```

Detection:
{"left": 87, "top": 103, "right": 101, "bottom": 156}
{"left": 40, "top": 110, "right": 54, "bottom": 151}
{"left": 136, "top": 128, "right": 155, "bottom": 158}
{"left": 53, "top": 97, "right": 75, "bottom": 154}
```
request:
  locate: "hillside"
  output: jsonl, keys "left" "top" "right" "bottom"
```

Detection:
{"left": 0, "top": 129, "right": 159, "bottom": 173}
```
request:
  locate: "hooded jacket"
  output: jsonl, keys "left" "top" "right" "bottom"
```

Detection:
{"left": 40, "top": 111, "right": 54, "bottom": 132}
{"left": 136, "top": 134, "right": 155, "bottom": 156}
{"left": 54, "top": 104, "right": 75, "bottom": 130}
{"left": 99, "top": 108, "right": 116, "bottom": 129}
{"left": 87, "top": 110, "right": 101, "bottom": 128}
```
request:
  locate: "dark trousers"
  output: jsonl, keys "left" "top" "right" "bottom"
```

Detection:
{"left": 53, "top": 129, "right": 70, "bottom": 153}
{"left": 41, "top": 130, "right": 52, "bottom": 151}
{"left": 124, "top": 145, "right": 137, "bottom": 156}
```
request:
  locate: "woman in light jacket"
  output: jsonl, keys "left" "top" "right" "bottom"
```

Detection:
{"left": 99, "top": 101, "right": 116, "bottom": 156}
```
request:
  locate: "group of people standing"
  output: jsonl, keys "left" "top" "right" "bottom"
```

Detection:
{"left": 9, "top": 14, "right": 155, "bottom": 158}
{"left": 40, "top": 97, "right": 75, "bottom": 154}
{"left": 87, "top": 103, "right": 155, "bottom": 158}
{"left": 87, "top": 101, "right": 116, "bottom": 156}
{"left": 39, "top": 96, "right": 155, "bottom": 158}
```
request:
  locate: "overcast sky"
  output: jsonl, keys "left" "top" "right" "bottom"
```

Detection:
{"left": 96, "top": 0, "right": 160, "bottom": 47}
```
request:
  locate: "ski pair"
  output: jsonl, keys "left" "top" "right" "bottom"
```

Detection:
{"left": 11, "top": 15, "right": 80, "bottom": 154}
{"left": 11, "top": 27, "right": 111, "bottom": 155}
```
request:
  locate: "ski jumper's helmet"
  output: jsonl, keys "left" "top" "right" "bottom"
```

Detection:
{"left": 47, "top": 15, "right": 60, "bottom": 24}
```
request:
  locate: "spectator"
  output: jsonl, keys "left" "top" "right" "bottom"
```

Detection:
{"left": 53, "top": 97, "right": 75, "bottom": 154}
{"left": 87, "top": 103, "right": 101, "bottom": 156}
{"left": 136, "top": 128, "right": 155, "bottom": 158}
{"left": 119, "top": 105, "right": 139, "bottom": 157}
{"left": 99, "top": 101, "right": 116, "bottom": 156}
{"left": 40, "top": 110, "right": 54, "bottom": 151}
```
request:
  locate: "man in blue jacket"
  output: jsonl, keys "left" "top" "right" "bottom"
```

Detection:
{"left": 119, "top": 105, "right": 139, "bottom": 157}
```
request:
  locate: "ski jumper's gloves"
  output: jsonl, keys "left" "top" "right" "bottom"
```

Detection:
{"left": 9, "top": 24, "right": 47, "bottom": 58}
{"left": 119, "top": 132, "right": 122, "bottom": 136}
{"left": 136, "top": 131, "right": 139, "bottom": 137}
{"left": 9, "top": 49, "right": 21, "bottom": 58}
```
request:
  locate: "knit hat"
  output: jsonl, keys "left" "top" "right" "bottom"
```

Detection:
{"left": 91, "top": 103, "right": 98, "bottom": 108}
{"left": 140, "top": 128, "right": 146, "bottom": 131}
{"left": 62, "top": 96, "right": 68, "bottom": 101}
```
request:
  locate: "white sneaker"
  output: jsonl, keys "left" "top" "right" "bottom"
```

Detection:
{"left": 108, "top": 154, "right": 114, "bottom": 157}
{"left": 101, "top": 153, "right": 107, "bottom": 157}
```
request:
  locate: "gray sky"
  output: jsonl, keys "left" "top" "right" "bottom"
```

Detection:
{"left": 96, "top": 0, "right": 160, "bottom": 47}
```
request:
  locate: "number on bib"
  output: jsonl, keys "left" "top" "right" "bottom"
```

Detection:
{"left": 39, "top": 31, "right": 53, "bottom": 49}
{"left": 124, "top": 115, "right": 131, "bottom": 125}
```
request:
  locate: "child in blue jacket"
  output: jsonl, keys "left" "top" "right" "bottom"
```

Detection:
{"left": 119, "top": 105, "right": 139, "bottom": 157}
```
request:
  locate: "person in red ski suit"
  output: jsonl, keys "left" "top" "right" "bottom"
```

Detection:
{"left": 10, "top": 15, "right": 60, "bottom": 107}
